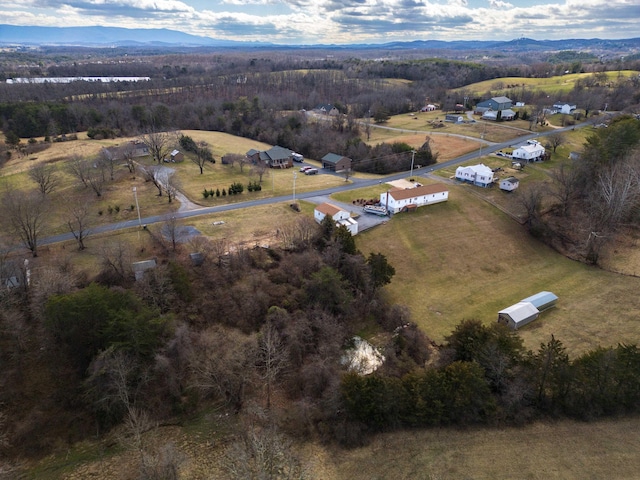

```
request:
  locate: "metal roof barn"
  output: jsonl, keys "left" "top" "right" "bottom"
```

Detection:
{"left": 521, "top": 291, "right": 558, "bottom": 311}
{"left": 498, "top": 302, "right": 540, "bottom": 330}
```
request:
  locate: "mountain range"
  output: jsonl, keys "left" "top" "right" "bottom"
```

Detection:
{"left": 1, "top": 24, "right": 640, "bottom": 54}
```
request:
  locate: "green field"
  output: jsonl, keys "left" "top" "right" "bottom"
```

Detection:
{"left": 454, "top": 70, "right": 640, "bottom": 97}
{"left": 354, "top": 183, "right": 640, "bottom": 355}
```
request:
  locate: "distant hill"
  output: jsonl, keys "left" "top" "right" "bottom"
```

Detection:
{"left": 1, "top": 25, "right": 640, "bottom": 54}
{"left": 0, "top": 24, "right": 256, "bottom": 47}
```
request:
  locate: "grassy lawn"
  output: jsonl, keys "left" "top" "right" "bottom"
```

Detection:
{"left": 354, "top": 183, "right": 640, "bottom": 355}
{"left": 454, "top": 70, "right": 640, "bottom": 97}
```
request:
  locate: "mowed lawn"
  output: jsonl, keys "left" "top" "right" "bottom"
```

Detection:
{"left": 355, "top": 183, "right": 640, "bottom": 355}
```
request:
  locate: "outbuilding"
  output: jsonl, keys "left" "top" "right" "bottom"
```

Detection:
{"left": 498, "top": 302, "right": 540, "bottom": 330}
{"left": 521, "top": 291, "right": 558, "bottom": 311}
{"left": 445, "top": 114, "right": 464, "bottom": 123}
{"left": 500, "top": 176, "right": 519, "bottom": 192}
{"left": 321, "top": 153, "right": 352, "bottom": 172}
{"left": 314, "top": 203, "right": 358, "bottom": 235}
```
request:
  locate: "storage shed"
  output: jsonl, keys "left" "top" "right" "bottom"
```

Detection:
{"left": 498, "top": 302, "right": 540, "bottom": 330}
{"left": 521, "top": 291, "right": 558, "bottom": 311}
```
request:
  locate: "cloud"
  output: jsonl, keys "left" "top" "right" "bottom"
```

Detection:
{"left": 488, "top": 0, "right": 513, "bottom": 9}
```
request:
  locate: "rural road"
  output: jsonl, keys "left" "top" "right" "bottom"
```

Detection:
{"left": 40, "top": 121, "right": 589, "bottom": 247}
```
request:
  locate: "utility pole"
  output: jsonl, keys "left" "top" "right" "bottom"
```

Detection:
{"left": 133, "top": 186, "right": 142, "bottom": 228}
{"left": 292, "top": 172, "right": 297, "bottom": 204}
{"left": 410, "top": 150, "right": 416, "bottom": 179}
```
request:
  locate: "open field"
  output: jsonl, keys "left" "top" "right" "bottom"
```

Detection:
{"left": 355, "top": 182, "right": 640, "bottom": 355}
{"left": 26, "top": 411, "right": 640, "bottom": 479}
{"left": 453, "top": 70, "right": 640, "bottom": 97}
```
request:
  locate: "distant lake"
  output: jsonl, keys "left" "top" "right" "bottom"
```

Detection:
{"left": 6, "top": 76, "right": 151, "bottom": 84}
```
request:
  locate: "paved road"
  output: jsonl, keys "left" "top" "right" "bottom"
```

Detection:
{"left": 41, "top": 122, "right": 588, "bottom": 247}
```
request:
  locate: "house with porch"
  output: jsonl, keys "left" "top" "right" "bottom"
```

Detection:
{"left": 379, "top": 184, "right": 449, "bottom": 214}
{"left": 314, "top": 104, "right": 339, "bottom": 116}
{"left": 512, "top": 140, "right": 546, "bottom": 162}
{"left": 246, "top": 145, "right": 294, "bottom": 169}
{"left": 455, "top": 164, "right": 494, "bottom": 187}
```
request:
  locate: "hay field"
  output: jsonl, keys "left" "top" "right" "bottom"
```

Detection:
{"left": 453, "top": 70, "right": 640, "bottom": 97}
{"left": 355, "top": 183, "right": 640, "bottom": 355}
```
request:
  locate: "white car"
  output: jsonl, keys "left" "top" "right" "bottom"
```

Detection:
{"left": 304, "top": 168, "right": 318, "bottom": 175}
{"left": 300, "top": 166, "right": 312, "bottom": 172}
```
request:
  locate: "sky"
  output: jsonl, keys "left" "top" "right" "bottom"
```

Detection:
{"left": 1, "top": 0, "right": 639, "bottom": 45}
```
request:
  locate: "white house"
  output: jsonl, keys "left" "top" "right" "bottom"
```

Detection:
{"left": 553, "top": 103, "right": 577, "bottom": 114}
{"left": 500, "top": 176, "right": 519, "bottom": 192}
{"left": 379, "top": 184, "right": 449, "bottom": 214}
{"left": 512, "top": 141, "right": 546, "bottom": 162}
{"left": 421, "top": 104, "right": 437, "bottom": 112}
{"left": 482, "top": 109, "right": 516, "bottom": 121}
{"left": 445, "top": 114, "right": 464, "bottom": 123}
{"left": 314, "top": 203, "right": 358, "bottom": 235}
{"left": 455, "top": 164, "right": 494, "bottom": 187}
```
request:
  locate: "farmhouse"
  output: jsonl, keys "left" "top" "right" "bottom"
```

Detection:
{"left": 500, "top": 176, "right": 519, "bottom": 192}
{"left": 512, "top": 140, "right": 546, "bottom": 162}
{"left": 455, "top": 164, "right": 494, "bottom": 187}
{"left": 321, "top": 153, "right": 352, "bottom": 172}
{"left": 475, "top": 96, "right": 513, "bottom": 113}
{"left": 379, "top": 183, "right": 449, "bottom": 214}
{"left": 553, "top": 102, "right": 577, "bottom": 114}
{"left": 246, "top": 145, "right": 294, "bottom": 169}
{"left": 314, "top": 203, "right": 358, "bottom": 235}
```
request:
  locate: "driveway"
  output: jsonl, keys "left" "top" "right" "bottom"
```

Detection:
{"left": 305, "top": 195, "right": 390, "bottom": 232}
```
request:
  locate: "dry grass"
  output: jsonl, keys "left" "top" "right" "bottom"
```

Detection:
{"left": 321, "top": 417, "right": 640, "bottom": 480}
{"left": 355, "top": 183, "right": 640, "bottom": 355}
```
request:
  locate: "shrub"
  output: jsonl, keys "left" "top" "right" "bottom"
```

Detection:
{"left": 203, "top": 189, "right": 210, "bottom": 199}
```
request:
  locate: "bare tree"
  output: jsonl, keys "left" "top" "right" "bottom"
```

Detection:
{"left": 191, "top": 142, "right": 214, "bottom": 175}
{"left": 549, "top": 161, "right": 579, "bottom": 216}
{"left": 139, "top": 130, "right": 175, "bottom": 164}
{"left": 99, "top": 241, "right": 133, "bottom": 281}
{"left": 163, "top": 214, "right": 180, "bottom": 251}
{"left": 28, "top": 163, "right": 59, "bottom": 195}
{"left": 547, "top": 132, "right": 566, "bottom": 153}
{"left": 223, "top": 153, "right": 243, "bottom": 169}
{"left": 141, "top": 164, "right": 164, "bottom": 197}
{"left": 66, "top": 154, "right": 91, "bottom": 188}
{"left": 86, "top": 160, "right": 107, "bottom": 197}
{"left": 517, "top": 183, "right": 546, "bottom": 230}
{"left": 251, "top": 160, "right": 269, "bottom": 184}
{"left": 120, "top": 142, "right": 137, "bottom": 174}
{"left": 66, "top": 204, "right": 91, "bottom": 250}
{"left": 257, "top": 320, "right": 288, "bottom": 410}
{"left": 98, "top": 147, "right": 117, "bottom": 181}
{"left": 160, "top": 170, "right": 179, "bottom": 204}
{"left": 2, "top": 190, "right": 48, "bottom": 257}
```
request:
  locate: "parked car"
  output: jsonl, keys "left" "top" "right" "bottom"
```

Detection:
{"left": 300, "top": 166, "right": 312, "bottom": 172}
{"left": 304, "top": 168, "right": 318, "bottom": 175}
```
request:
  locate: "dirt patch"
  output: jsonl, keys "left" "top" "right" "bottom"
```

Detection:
{"left": 381, "top": 133, "right": 480, "bottom": 162}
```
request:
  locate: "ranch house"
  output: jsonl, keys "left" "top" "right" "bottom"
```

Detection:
{"left": 379, "top": 184, "right": 449, "bottom": 214}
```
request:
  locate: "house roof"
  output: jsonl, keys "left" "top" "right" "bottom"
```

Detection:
{"left": 388, "top": 183, "right": 448, "bottom": 201}
{"left": 322, "top": 153, "right": 350, "bottom": 164}
{"left": 265, "top": 145, "right": 292, "bottom": 161}
{"left": 492, "top": 96, "right": 512, "bottom": 103}
{"left": 315, "top": 202, "right": 345, "bottom": 217}
{"left": 502, "top": 176, "right": 519, "bottom": 184}
{"left": 171, "top": 149, "right": 180, "bottom": 156}
{"left": 315, "top": 104, "right": 335, "bottom": 112}
{"left": 514, "top": 143, "right": 545, "bottom": 155}
{"left": 499, "top": 302, "right": 539, "bottom": 323}
{"left": 246, "top": 148, "right": 260, "bottom": 156}
{"left": 458, "top": 163, "right": 493, "bottom": 176}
